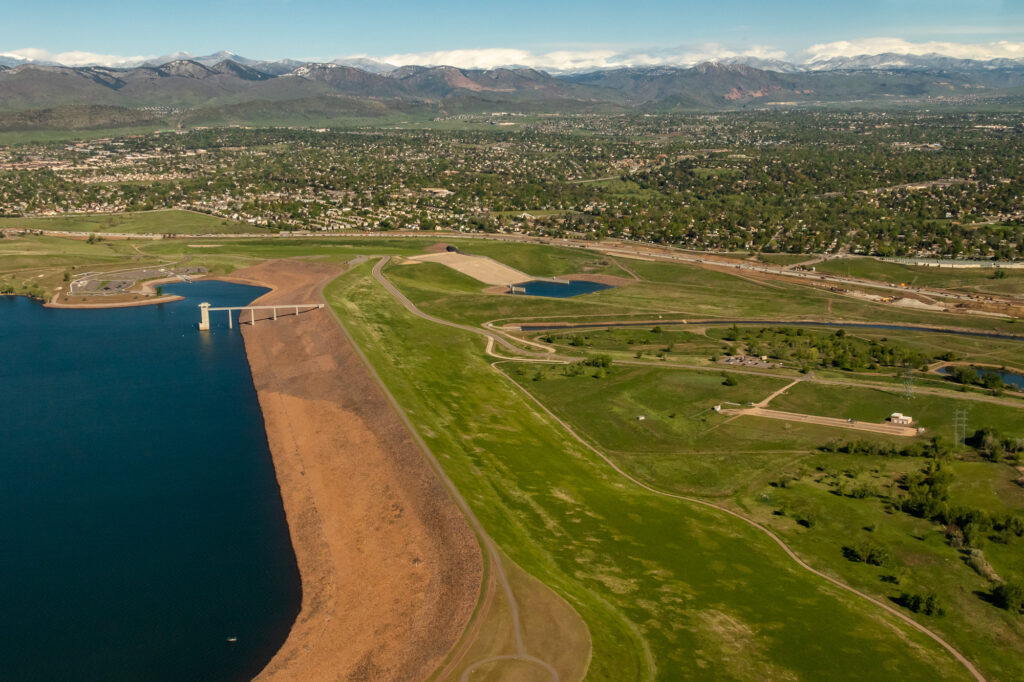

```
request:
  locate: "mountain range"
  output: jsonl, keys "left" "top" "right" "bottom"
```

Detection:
{"left": 6, "top": 50, "right": 1024, "bottom": 75}
{"left": 2, "top": 51, "right": 1024, "bottom": 132}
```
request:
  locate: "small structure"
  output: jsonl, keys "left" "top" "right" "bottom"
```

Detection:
{"left": 890, "top": 412, "right": 913, "bottom": 425}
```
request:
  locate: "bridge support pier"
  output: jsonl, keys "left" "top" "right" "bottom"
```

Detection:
{"left": 198, "top": 303, "right": 324, "bottom": 331}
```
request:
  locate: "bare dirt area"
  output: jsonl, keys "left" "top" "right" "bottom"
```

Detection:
{"left": 230, "top": 259, "right": 483, "bottom": 682}
{"left": 409, "top": 252, "right": 531, "bottom": 285}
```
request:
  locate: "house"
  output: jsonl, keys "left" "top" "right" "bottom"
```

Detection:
{"left": 890, "top": 412, "right": 913, "bottom": 425}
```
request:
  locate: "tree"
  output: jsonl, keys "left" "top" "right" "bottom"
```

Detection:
{"left": 722, "top": 372, "right": 738, "bottom": 386}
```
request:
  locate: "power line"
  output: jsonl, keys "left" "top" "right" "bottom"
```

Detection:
{"left": 902, "top": 365, "right": 915, "bottom": 400}
{"left": 953, "top": 408, "right": 969, "bottom": 446}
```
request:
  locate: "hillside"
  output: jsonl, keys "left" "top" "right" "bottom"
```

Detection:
{"left": 3, "top": 58, "right": 1024, "bottom": 130}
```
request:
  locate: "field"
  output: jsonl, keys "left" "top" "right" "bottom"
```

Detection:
{"left": 381, "top": 253, "right": 1023, "bottom": 340}
{"left": 815, "top": 257, "right": 1024, "bottom": 298}
{"left": 360, "top": 245, "right": 1023, "bottom": 680}
{"left": 0, "top": 209, "right": 255, "bottom": 234}
{"left": 326, "top": 261, "right": 976, "bottom": 680}
{"left": 7, "top": 230, "right": 1024, "bottom": 680}
{"left": 755, "top": 253, "right": 817, "bottom": 266}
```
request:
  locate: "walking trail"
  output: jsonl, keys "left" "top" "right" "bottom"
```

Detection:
{"left": 370, "top": 255, "right": 986, "bottom": 682}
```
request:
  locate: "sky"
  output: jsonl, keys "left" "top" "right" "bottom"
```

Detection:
{"left": 3, "top": 0, "right": 1024, "bottom": 69}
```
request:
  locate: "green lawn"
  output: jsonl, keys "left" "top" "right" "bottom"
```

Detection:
{"left": 0, "top": 209, "right": 256, "bottom": 234}
{"left": 325, "top": 261, "right": 974, "bottom": 681}
{"left": 815, "top": 257, "right": 1024, "bottom": 297}
{"left": 384, "top": 254, "right": 1023, "bottom": 339}
{"left": 538, "top": 327, "right": 727, "bottom": 359}
{"left": 702, "top": 324, "right": 1024, "bottom": 373}
{"left": 755, "top": 253, "right": 818, "bottom": 266}
{"left": 745, "top": 450, "right": 1024, "bottom": 681}
{"left": 0, "top": 234, "right": 139, "bottom": 271}
{"left": 498, "top": 364, "right": 907, "bottom": 496}
{"left": 769, "top": 381, "right": 1024, "bottom": 443}
{"left": 138, "top": 236, "right": 443, "bottom": 260}
{"left": 498, "top": 352, "right": 1024, "bottom": 682}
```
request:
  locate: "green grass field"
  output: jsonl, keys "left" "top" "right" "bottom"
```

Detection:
{"left": 768, "top": 381, "right": 1024, "bottom": 441}
{"left": 815, "top": 257, "right": 1024, "bottom": 297}
{"left": 8, "top": 231, "right": 1024, "bottom": 680}
{"left": 383, "top": 254, "right": 1023, "bottom": 339}
{"left": 755, "top": 253, "right": 817, "bottom": 266}
{"left": 487, "top": 344, "right": 1024, "bottom": 682}
{"left": 0, "top": 209, "right": 255, "bottom": 234}
{"left": 326, "top": 261, "right": 977, "bottom": 681}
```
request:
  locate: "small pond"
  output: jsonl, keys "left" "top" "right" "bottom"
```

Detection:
{"left": 509, "top": 280, "right": 613, "bottom": 298}
{"left": 937, "top": 365, "right": 1024, "bottom": 390}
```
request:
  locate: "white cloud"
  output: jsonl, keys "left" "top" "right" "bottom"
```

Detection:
{"left": 5, "top": 38, "right": 1024, "bottom": 73}
{"left": 805, "top": 37, "right": 1024, "bottom": 62}
{"left": 0, "top": 48, "right": 155, "bottom": 67}
{"left": 346, "top": 44, "right": 788, "bottom": 72}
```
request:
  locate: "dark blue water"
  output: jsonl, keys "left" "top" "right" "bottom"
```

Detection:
{"left": 0, "top": 283, "right": 300, "bottom": 682}
{"left": 937, "top": 365, "right": 1024, "bottom": 390}
{"left": 511, "top": 280, "right": 613, "bottom": 298}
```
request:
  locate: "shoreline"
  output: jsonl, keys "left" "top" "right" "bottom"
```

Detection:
{"left": 227, "top": 260, "right": 483, "bottom": 681}
{"left": 43, "top": 294, "right": 184, "bottom": 309}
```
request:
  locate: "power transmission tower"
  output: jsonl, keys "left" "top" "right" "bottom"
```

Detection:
{"left": 902, "top": 365, "right": 915, "bottom": 400}
{"left": 953, "top": 408, "right": 968, "bottom": 447}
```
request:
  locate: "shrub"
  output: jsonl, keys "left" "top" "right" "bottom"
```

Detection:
{"left": 843, "top": 541, "right": 891, "bottom": 567}
{"left": 897, "top": 591, "right": 945, "bottom": 616}
{"left": 992, "top": 581, "right": 1024, "bottom": 613}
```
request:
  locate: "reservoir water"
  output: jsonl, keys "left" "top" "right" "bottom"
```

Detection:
{"left": 511, "top": 280, "right": 613, "bottom": 297}
{"left": 0, "top": 282, "right": 300, "bottom": 681}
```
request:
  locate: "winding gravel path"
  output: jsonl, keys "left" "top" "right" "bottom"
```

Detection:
{"left": 365, "top": 256, "right": 560, "bottom": 681}
{"left": 371, "top": 255, "right": 987, "bottom": 682}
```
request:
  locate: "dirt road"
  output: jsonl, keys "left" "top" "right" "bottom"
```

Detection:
{"left": 368, "top": 258, "right": 984, "bottom": 682}
{"left": 720, "top": 406, "right": 919, "bottom": 437}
